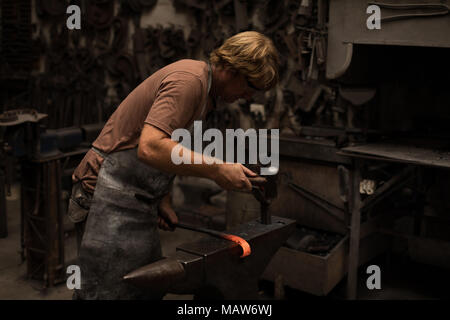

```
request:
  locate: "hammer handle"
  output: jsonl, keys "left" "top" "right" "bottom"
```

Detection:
{"left": 247, "top": 176, "right": 267, "bottom": 186}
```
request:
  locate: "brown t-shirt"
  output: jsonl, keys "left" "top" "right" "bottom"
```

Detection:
{"left": 72, "top": 59, "right": 210, "bottom": 193}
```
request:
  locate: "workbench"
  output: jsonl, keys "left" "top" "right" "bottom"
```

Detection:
{"left": 264, "top": 135, "right": 450, "bottom": 299}
{"left": 339, "top": 137, "right": 450, "bottom": 299}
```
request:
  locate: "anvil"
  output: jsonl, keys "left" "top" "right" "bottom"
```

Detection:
{"left": 123, "top": 216, "right": 296, "bottom": 299}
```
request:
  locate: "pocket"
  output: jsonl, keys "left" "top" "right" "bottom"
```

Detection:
{"left": 67, "top": 198, "right": 89, "bottom": 223}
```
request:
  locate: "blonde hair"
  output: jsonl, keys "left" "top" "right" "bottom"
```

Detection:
{"left": 210, "top": 31, "right": 279, "bottom": 91}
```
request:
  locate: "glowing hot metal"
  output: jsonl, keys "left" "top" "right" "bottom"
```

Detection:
{"left": 175, "top": 222, "right": 252, "bottom": 258}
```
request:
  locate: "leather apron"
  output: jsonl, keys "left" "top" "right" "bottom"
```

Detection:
{"left": 74, "top": 63, "right": 211, "bottom": 300}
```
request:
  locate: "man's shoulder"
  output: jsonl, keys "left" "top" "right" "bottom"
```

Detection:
{"left": 161, "top": 59, "right": 208, "bottom": 80}
{"left": 171, "top": 59, "right": 206, "bottom": 69}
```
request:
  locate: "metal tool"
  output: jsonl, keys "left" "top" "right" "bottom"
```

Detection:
{"left": 247, "top": 176, "right": 267, "bottom": 186}
{"left": 173, "top": 222, "right": 251, "bottom": 258}
{"left": 247, "top": 166, "right": 279, "bottom": 225}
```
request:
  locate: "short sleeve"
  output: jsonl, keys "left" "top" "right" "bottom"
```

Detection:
{"left": 145, "top": 72, "right": 204, "bottom": 136}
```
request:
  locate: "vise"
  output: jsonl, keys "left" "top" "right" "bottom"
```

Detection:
{"left": 124, "top": 216, "right": 296, "bottom": 299}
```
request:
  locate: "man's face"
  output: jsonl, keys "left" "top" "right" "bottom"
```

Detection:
{"left": 220, "top": 71, "right": 260, "bottom": 103}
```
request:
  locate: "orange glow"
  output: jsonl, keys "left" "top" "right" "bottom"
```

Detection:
{"left": 222, "top": 234, "right": 251, "bottom": 258}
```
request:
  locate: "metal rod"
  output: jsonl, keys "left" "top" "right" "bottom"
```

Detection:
{"left": 0, "top": 171, "right": 8, "bottom": 238}
{"left": 347, "top": 159, "right": 363, "bottom": 300}
{"left": 174, "top": 222, "right": 251, "bottom": 258}
{"left": 288, "top": 182, "right": 346, "bottom": 222}
{"left": 135, "top": 192, "right": 252, "bottom": 256}
{"left": 175, "top": 222, "right": 227, "bottom": 238}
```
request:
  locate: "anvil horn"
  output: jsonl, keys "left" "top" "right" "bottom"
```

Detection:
{"left": 123, "top": 257, "right": 186, "bottom": 292}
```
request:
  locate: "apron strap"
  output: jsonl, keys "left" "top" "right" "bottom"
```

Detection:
{"left": 199, "top": 62, "right": 213, "bottom": 119}
{"left": 91, "top": 146, "right": 108, "bottom": 159}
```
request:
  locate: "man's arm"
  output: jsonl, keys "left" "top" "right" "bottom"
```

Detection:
{"left": 137, "top": 124, "right": 256, "bottom": 191}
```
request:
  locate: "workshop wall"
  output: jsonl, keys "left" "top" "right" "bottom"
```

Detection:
{"left": 25, "top": 0, "right": 195, "bottom": 129}
{"left": 1, "top": 0, "right": 334, "bottom": 135}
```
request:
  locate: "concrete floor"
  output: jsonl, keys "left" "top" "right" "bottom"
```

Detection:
{"left": 1, "top": 184, "right": 448, "bottom": 300}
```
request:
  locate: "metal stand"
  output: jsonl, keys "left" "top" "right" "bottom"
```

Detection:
{"left": 20, "top": 148, "right": 88, "bottom": 287}
{"left": 346, "top": 159, "right": 362, "bottom": 300}
{"left": 21, "top": 159, "right": 65, "bottom": 287}
{"left": 0, "top": 170, "right": 7, "bottom": 238}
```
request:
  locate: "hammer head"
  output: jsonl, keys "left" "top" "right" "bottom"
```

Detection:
{"left": 246, "top": 165, "right": 279, "bottom": 225}
{"left": 247, "top": 166, "right": 278, "bottom": 200}
{"left": 263, "top": 166, "right": 279, "bottom": 200}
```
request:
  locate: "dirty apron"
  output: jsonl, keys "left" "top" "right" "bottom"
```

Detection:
{"left": 74, "top": 63, "right": 212, "bottom": 300}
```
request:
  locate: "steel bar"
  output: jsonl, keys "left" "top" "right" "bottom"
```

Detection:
{"left": 347, "top": 159, "right": 362, "bottom": 300}
{"left": 288, "top": 182, "right": 346, "bottom": 222}
{"left": 0, "top": 171, "right": 7, "bottom": 238}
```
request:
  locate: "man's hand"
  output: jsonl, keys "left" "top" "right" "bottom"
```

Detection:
{"left": 214, "top": 163, "right": 257, "bottom": 192}
{"left": 157, "top": 193, "right": 178, "bottom": 231}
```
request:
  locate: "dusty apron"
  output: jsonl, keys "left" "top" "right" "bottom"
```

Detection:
{"left": 72, "top": 63, "right": 212, "bottom": 300}
{"left": 74, "top": 147, "right": 175, "bottom": 300}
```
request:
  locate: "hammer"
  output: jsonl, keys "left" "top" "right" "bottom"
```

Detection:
{"left": 246, "top": 166, "right": 279, "bottom": 225}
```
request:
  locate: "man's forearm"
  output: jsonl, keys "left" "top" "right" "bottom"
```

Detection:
{"left": 138, "top": 137, "right": 222, "bottom": 180}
